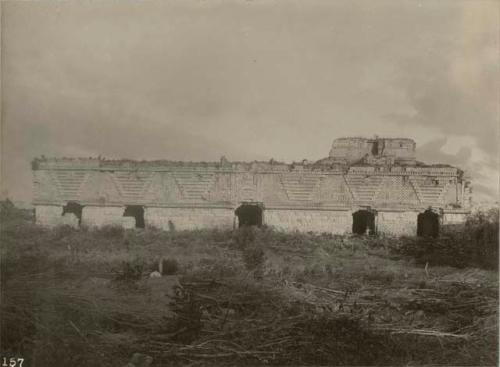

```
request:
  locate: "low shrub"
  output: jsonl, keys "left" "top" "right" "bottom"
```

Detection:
{"left": 464, "top": 208, "right": 499, "bottom": 269}
{"left": 232, "top": 226, "right": 256, "bottom": 249}
{"left": 242, "top": 242, "right": 265, "bottom": 270}
{"left": 95, "top": 225, "right": 125, "bottom": 239}
{"left": 52, "top": 224, "right": 77, "bottom": 240}
{"left": 393, "top": 232, "right": 498, "bottom": 269}
{"left": 161, "top": 257, "right": 179, "bottom": 275}
{"left": 288, "top": 315, "right": 402, "bottom": 366}
{"left": 363, "top": 270, "right": 395, "bottom": 285}
{"left": 169, "top": 294, "right": 203, "bottom": 344}
{"left": 396, "top": 208, "right": 499, "bottom": 270}
{"left": 111, "top": 259, "right": 145, "bottom": 282}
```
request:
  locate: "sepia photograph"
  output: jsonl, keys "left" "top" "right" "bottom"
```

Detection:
{"left": 1, "top": 1, "right": 498, "bottom": 366}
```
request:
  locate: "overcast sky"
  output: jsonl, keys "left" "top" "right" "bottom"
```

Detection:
{"left": 1, "top": 0, "right": 498, "bottom": 204}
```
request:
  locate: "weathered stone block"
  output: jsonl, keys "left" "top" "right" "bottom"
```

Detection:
{"left": 35, "top": 205, "right": 63, "bottom": 227}
{"left": 144, "top": 207, "right": 234, "bottom": 231}
{"left": 61, "top": 212, "right": 79, "bottom": 228}
{"left": 442, "top": 213, "right": 467, "bottom": 225}
{"left": 265, "top": 209, "right": 352, "bottom": 234}
{"left": 122, "top": 217, "right": 136, "bottom": 229}
{"left": 81, "top": 206, "right": 124, "bottom": 227}
{"left": 377, "top": 211, "right": 418, "bottom": 236}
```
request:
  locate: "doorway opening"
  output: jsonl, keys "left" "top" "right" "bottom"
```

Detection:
{"left": 352, "top": 210, "right": 376, "bottom": 235}
{"left": 123, "top": 205, "right": 145, "bottom": 228}
{"left": 62, "top": 202, "right": 83, "bottom": 225}
{"left": 417, "top": 210, "right": 439, "bottom": 238}
{"left": 235, "top": 204, "right": 263, "bottom": 227}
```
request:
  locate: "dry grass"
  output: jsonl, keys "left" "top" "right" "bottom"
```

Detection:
{"left": 0, "top": 208, "right": 498, "bottom": 366}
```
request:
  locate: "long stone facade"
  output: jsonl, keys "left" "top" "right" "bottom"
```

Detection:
{"left": 32, "top": 137, "right": 472, "bottom": 236}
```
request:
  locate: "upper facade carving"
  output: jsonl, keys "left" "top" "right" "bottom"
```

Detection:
{"left": 31, "top": 137, "right": 471, "bottom": 211}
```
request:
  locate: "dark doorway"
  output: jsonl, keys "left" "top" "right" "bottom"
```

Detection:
{"left": 123, "top": 205, "right": 145, "bottom": 228}
{"left": 371, "top": 141, "right": 379, "bottom": 156}
{"left": 417, "top": 210, "right": 439, "bottom": 238}
{"left": 352, "top": 210, "right": 376, "bottom": 235}
{"left": 62, "top": 202, "right": 83, "bottom": 225}
{"left": 235, "top": 204, "right": 263, "bottom": 227}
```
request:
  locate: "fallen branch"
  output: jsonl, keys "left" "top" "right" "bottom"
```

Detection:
{"left": 376, "top": 328, "right": 470, "bottom": 339}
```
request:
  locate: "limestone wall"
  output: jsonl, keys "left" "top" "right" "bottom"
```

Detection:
{"left": 442, "top": 212, "right": 468, "bottom": 225}
{"left": 81, "top": 206, "right": 126, "bottom": 228}
{"left": 35, "top": 205, "right": 79, "bottom": 227}
{"left": 32, "top": 153, "right": 470, "bottom": 233}
{"left": 265, "top": 209, "right": 352, "bottom": 233}
{"left": 35, "top": 205, "right": 63, "bottom": 226}
{"left": 145, "top": 207, "right": 235, "bottom": 231}
{"left": 329, "top": 138, "right": 416, "bottom": 163}
{"left": 376, "top": 211, "right": 418, "bottom": 236}
{"left": 34, "top": 203, "right": 472, "bottom": 238}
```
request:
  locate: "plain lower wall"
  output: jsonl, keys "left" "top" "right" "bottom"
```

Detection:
{"left": 35, "top": 204, "right": 466, "bottom": 236}
{"left": 145, "top": 207, "right": 235, "bottom": 231}
{"left": 265, "top": 209, "right": 352, "bottom": 234}
{"left": 376, "top": 211, "right": 418, "bottom": 236}
{"left": 81, "top": 206, "right": 126, "bottom": 227}
{"left": 442, "top": 213, "right": 468, "bottom": 225}
{"left": 35, "top": 205, "right": 79, "bottom": 228}
{"left": 35, "top": 205, "right": 63, "bottom": 226}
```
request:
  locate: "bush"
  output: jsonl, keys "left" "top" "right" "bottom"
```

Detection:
{"left": 242, "top": 242, "right": 266, "bottom": 272}
{"left": 396, "top": 209, "right": 499, "bottom": 270}
{"left": 112, "top": 259, "right": 144, "bottom": 282}
{"left": 363, "top": 270, "right": 395, "bottom": 285}
{"left": 232, "top": 226, "right": 256, "bottom": 249}
{"left": 464, "top": 208, "right": 499, "bottom": 269}
{"left": 161, "top": 258, "right": 179, "bottom": 275}
{"left": 169, "top": 294, "right": 203, "bottom": 344}
{"left": 96, "top": 225, "right": 125, "bottom": 239}
{"left": 288, "top": 315, "right": 402, "bottom": 365}
{"left": 52, "top": 224, "right": 77, "bottom": 240}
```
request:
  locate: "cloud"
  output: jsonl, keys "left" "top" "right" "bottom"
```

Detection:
{"left": 417, "top": 138, "right": 472, "bottom": 167}
{"left": 418, "top": 138, "right": 498, "bottom": 202}
{"left": 387, "top": 1, "right": 499, "bottom": 163}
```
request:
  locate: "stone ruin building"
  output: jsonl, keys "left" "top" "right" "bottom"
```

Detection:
{"left": 32, "top": 137, "right": 472, "bottom": 237}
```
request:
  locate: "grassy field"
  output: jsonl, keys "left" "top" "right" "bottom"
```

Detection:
{"left": 0, "top": 204, "right": 498, "bottom": 366}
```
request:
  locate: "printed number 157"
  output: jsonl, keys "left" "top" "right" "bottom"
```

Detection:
{"left": 2, "top": 357, "right": 24, "bottom": 367}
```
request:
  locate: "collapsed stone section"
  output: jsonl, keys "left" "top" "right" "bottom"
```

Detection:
{"left": 327, "top": 137, "right": 416, "bottom": 166}
{"left": 32, "top": 137, "right": 472, "bottom": 236}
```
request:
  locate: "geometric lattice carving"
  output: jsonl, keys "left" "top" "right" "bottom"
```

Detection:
{"left": 280, "top": 173, "right": 321, "bottom": 201}
{"left": 52, "top": 170, "right": 88, "bottom": 200}
{"left": 97, "top": 173, "right": 122, "bottom": 204}
{"left": 374, "top": 176, "right": 419, "bottom": 205}
{"left": 172, "top": 172, "right": 216, "bottom": 200}
{"left": 345, "top": 175, "right": 385, "bottom": 203}
{"left": 236, "top": 173, "right": 259, "bottom": 201}
{"left": 32, "top": 160, "right": 466, "bottom": 211}
{"left": 313, "top": 175, "right": 352, "bottom": 203}
{"left": 410, "top": 177, "right": 447, "bottom": 204}
{"left": 207, "top": 174, "right": 232, "bottom": 202}
{"left": 112, "top": 171, "right": 153, "bottom": 201}
{"left": 34, "top": 171, "right": 61, "bottom": 202}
